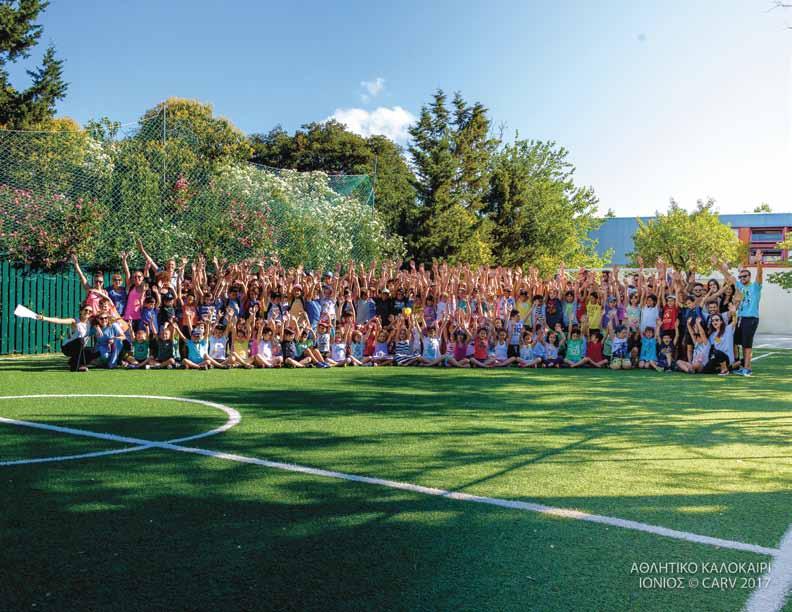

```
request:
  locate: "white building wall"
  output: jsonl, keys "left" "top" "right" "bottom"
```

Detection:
{"left": 754, "top": 268, "right": 792, "bottom": 334}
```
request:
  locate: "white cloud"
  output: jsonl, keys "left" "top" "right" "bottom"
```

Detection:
{"left": 360, "top": 77, "right": 385, "bottom": 102}
{"left": 328, "top": 106, "right": 415, "bottom": 144}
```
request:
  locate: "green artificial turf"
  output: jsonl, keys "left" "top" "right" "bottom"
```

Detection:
{"left": 1, "top": 351, "right": 790, "bottom": 611}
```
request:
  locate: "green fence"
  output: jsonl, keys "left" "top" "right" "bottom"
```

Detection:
{"left": 0, "top": 261, "right": 86, "bottom": 355}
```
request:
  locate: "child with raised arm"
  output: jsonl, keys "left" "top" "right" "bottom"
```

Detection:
{"left": 491, "top": 329, "right": 517, "bottom": 367}
{"left": 470, "top": 327, "right": 493, "bottom": 368}
{"left": 150, "top": 322, "right": 180, "bottom": 369}
{"left": 675, "top": 318, "right": 709, "bottom": 373}
{"left": 370, "top": 320, "right": 394, "bottom": 366}
{"left": 252, "top": 322, "right": 283, "bottom": 368}
{"left": 542, "top": 330, "right": 562, "bottom": 368}
{"left": 416, "top": 316, "right": 443, "bottom": 367}
{"left": 563, "top": 319, "right": 588, "bottom": 368}
{"left": 638, "top": 326, "right": 659, "bottom": 370}
{"left": 281, "top": 324, "right": 311, "bottom": 368}
{"left": 348, "top": 329, "right": 365, "bottom": 366}
{"left": 517, "top": 330, "right": 541, "bottom": 368}
{"left": 655, "top": 329, "right": 677, "bottom": 372}
{"left": 608, "top": 323, "right": 632, "bottom": 370}
{"left": 207, "top": 320, "right": 233, "bottom": 369}
{"left": 229, "top": 305, "right": 255, "bottom": 368}
{"left": 393, "top": 316, "right": 418, "bottom": 366}
{"left": 174, "top": 323, "right": 210, "bottom": 370}
{"left": 639, "top": 262, "right": 661, "bottom": 334}
{"left": 124, "top": 327, "right": 155, "bottom": 369}
{"left": 328, "top": 323, "right": 352, "bottom": 367}
{"left": 506, "top": 309, "right": 523, "bottom": 359}
{"left": 584, "top": 330, "right": 608, "bottom": 368}
{"left": 446, "top": 324, "right": 471, "bottom": 368}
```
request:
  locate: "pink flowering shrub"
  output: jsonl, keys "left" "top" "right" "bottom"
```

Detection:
{"left": 173, "top": 175, "right": 190, "bottom": 212}
{"left": 0, "top": 185, "right": 106, "bottom": 269}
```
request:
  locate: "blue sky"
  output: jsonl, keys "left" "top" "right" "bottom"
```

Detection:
{"left": 8, "top": 0, "right": 792, "bottom": 216}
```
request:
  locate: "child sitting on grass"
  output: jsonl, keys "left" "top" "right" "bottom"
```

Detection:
{"left": 124, "top": 328, "right": 155, "bottom": 369}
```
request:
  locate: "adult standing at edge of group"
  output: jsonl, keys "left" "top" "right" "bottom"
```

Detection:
{"left": 721, "top": 250, "right": 763, "bottom": 377}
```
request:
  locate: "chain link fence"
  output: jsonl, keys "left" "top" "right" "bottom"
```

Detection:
{"left": 0, "top": 105, "right": 402, "bottom": 273}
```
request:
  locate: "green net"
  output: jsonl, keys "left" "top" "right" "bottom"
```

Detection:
{"left": 0, "top": 105, "right": 402, "bottom": 272}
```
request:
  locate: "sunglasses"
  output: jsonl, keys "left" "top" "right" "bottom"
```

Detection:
{"left": 739, "top": 274, "right": 750, "bottom": 279}
{"left": 81, "top": 308, "right": 93, "bottom": 313}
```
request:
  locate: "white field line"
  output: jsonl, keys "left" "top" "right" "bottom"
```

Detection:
{"left": 744, "top": 525, "right": 792, "bottom": 612}
{"left": 0, "top": 394, "right": 778, "bottom": 558}
{"left": 751, "top": 353, "right": 778, "bottom": 362}
{"left": 0, "top": 394, "right": 240, "bottom": 466}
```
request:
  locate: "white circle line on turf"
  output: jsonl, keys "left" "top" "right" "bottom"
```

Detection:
{"left": 0, "top": 396, "right": 779, "bottom": 559}
{"left": 0, "top": 394, "right": 240, "bottom": 466}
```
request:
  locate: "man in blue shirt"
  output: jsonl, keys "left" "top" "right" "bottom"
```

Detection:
{"left": 723, "top": 250, "right": 763, "bottom": 376}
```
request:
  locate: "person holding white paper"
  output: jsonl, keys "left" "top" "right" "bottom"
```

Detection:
{"left": 35, "top": 307, "right": 97, "bottom": 371}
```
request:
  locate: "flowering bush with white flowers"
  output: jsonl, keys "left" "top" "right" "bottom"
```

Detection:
{"left": 209, "top": 163, "right": 404, "bottom": 268}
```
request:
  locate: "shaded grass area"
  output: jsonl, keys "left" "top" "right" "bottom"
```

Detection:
{"left": 1, "top": 352, "right": 791, "bottom": 611}
{"left": 0, "top": 450, "right": 770, "bottom": 612}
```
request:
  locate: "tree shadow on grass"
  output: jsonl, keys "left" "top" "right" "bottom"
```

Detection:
{"left": 178, "top": 375, "right": 792, "bottom": 550}
{"left": 0, "top": 448, "right": 773, "bottom": 612}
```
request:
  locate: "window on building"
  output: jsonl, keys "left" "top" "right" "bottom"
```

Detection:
{"left": 750, "top": 228, "right": 783, "bottom": 243}
{"left": 750, "top": 248, "right": 782, "bottom": 263}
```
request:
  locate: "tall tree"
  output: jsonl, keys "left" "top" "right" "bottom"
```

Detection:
{"left": 250, "top": 120, "right": 418, "bottom": 251}
{"left": 408, "top": 90, "right": 499, "bottom": 263}
{"left": 630, "top": 198, "right": 745, "bottom": 273}
{"left": 485, "top": 139, "right": 606, "bottom": 274}
{"left": 0, "top": 0, "right": 67, "bottom": 128}
{"left": 138, "top": 98, "right": 253, "bottom": 163}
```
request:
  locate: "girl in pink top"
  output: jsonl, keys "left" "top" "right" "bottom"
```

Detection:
{"left": 71, "top": 254, "right": 108, "bottom": 312}
{"left": 121, "top": 251, "right": 146, "bottom": 324}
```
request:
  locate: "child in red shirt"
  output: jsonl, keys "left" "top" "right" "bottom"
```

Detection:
{"left": 585, "top": 330, "right": 608, "bottom": 368}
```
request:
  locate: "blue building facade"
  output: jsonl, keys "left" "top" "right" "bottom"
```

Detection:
{"left": 590, "top": 213, "right": 792, "bottom": 266}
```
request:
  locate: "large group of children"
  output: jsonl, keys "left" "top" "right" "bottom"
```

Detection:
{"left": 36, "top": 239, "right": 766, "bottom": 377}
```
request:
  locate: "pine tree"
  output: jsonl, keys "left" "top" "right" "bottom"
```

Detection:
{"left": 408, "top": 90, "right": 498, "bottom": 263}
{"left": 0, "top": 1, "right": 67, "bottom": 128}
